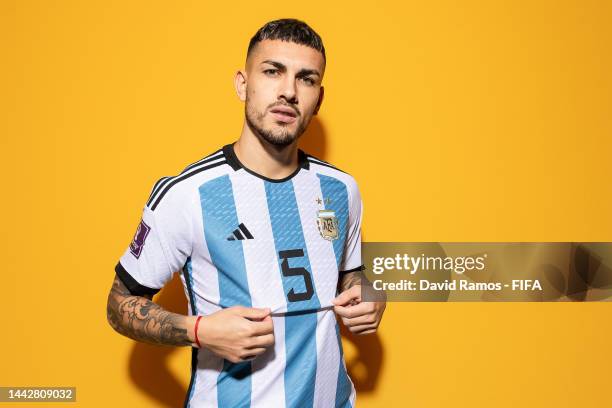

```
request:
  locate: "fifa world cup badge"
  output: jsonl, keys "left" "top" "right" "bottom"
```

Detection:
{"left": 316, "top": 209, "right": 339, "bottom": 241}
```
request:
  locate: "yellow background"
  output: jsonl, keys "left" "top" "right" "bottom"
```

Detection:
{"left": 2, "top": 0, "right": 611, "bottom": 406}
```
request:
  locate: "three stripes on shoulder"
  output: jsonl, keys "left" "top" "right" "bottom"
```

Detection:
{"left": 144, "top": 148, "right": 346, "bottom": 212}
{"left": 145, "top": 149, "right": 226, "bottom": 211}
{"left": 306, "top": 155, "right": 345, "bottom": 173}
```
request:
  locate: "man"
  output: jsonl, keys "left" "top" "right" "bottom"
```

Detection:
{"left": 107, "top": 18, "right": 386, "bottom": 408}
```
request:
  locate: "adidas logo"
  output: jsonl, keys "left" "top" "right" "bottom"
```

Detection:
{"left": 227, "top": 223, "right": 254, "bottom": 241}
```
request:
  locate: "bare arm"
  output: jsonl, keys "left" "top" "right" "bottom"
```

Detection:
{"left": 338, "top": 270, "right": 365, "bottom": 292}
{"left": 106, "top": 274, "right": 197, "bottom": 347}
{"left": 338, "top": 269, "right": 387, "bottom": 303}
{"left": 106, "top": 274, "right": 275, "bottom": 361}
{"left": 334, "top": 268, "right": 386, "bottom": 335}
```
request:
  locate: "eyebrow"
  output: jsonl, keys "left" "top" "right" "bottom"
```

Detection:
{"left": 261, "top": 60, "right": 321, "bottom": 77}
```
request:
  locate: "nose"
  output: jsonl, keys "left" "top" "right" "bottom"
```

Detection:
{"left": 278, "top": 75, "right": 298, "bottom": 104}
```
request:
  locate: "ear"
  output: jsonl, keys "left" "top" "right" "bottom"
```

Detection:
{"left": 234, "top": 70, "right": 247, "bottom": 102}
{"left": 313, "top": 86, "right": 324, "bottom": 115}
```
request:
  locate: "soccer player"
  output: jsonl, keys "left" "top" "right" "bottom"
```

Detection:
{"left": 106, "top": 18, "right": 386, "bottom": 408}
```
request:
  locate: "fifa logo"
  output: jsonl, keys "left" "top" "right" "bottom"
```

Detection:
{"left": 316, "top": 210, "right": 339, "bottom": 241}
{"left": 129, "top": 219, "right": 151, "bottom": 258}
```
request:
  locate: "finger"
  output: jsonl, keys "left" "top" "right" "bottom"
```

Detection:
{"left": 349, "top": 323, "right": 377, "bottom": 334}
{"left": 238, "top": 307, "right": 271, "bottom": 320}
{"left": 334, "top": 301, "right": 370, "bottom": 318}
{"left": 355, "top": 328, "right": 377, "bottom": 335}
{"left": 248, "top": 318, "right": 275, "bottom": 336}
{"left": 342, "top": 313, "right": 376, "bottom": 327}
{"left": 248, "top": 333, "right": 275, "bottom": 348}
{"left": 240, "top": 348, "right": 267, "bottom": 361}
{"left": 332, "top": 286, "right": 361, "bottom": 306}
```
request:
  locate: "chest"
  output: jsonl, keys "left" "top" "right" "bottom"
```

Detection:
{"left": 195, "top": 173, "right": 350, "bottom": 311}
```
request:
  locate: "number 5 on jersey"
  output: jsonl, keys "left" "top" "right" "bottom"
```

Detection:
{"left": 278, "top": 249, "right": 314, "bottom": 302}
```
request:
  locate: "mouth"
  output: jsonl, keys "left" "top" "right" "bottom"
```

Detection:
{"left": 269, "top": 106, "right": 298, "bottom": 124}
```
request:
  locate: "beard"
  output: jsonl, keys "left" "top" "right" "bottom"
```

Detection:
{"left": 245, "top": 97, "right": 308, "bottom": 148}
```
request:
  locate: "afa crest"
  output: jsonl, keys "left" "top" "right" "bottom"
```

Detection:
{"left": 316, "top": 209, "right": 339, "bottom": 241}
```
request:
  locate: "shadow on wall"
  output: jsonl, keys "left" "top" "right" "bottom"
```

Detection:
{"left": 300, "top": 116, "right": 328, "bottom": 159}
{"left": 128, "top": 273, "right": 188, "bottom": 407}
{"left": 127, "top": 116, "right": 383, "bottom": 406}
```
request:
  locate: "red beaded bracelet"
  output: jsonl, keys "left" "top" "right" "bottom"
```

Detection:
{"left": 194, "top": 315, "right": 203, "bottom": 348}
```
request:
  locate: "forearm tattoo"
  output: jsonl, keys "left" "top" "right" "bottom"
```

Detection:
{"left": 339, "top": 270, "right": 367, "bottom": 292}
{"left": 106, "top": 276, "right": 191, "bottom": 347}
{"left": 338, "top": 270, "right": 387, "bottom": 302}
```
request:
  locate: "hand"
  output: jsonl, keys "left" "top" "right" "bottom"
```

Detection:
{"left": 195, "top": 306, "right": 274, "bottom": 363}
{"left": 332, "top": 285, "right": 386, "bottom": 335}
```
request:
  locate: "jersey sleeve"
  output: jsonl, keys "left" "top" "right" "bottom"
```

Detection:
{"left": 115, "top": 182, "right": 192, "bottom": 296}
{"left": 339, "top": 178, "right": 364, "bottom": 273}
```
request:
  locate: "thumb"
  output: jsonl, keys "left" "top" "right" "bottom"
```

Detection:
{"left": 239, "top": 307, "right": 271, "bottom": 320}
{"left": 332, "top": 286, "right": 360, "bottom": 306}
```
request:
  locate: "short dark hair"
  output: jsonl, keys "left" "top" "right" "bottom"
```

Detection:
{"left": 247, "top": 18, "right": 326, "bottom": 63}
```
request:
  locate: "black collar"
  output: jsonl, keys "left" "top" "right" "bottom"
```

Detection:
{"left": 223, "top": 142, "right": 310, "bottom": 183}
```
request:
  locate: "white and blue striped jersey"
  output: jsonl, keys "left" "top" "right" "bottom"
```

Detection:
{"left": 115, "top": 143, "right": 364, "bottom": 408}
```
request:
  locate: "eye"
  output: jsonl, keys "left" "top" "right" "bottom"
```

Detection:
{"left": 301, "top": 77, "right": 315, "bottom": 86}
{"left": 263, "top": 69, "right": 279, "bottom": 76}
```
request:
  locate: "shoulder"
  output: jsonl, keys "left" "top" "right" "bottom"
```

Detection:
{"left": 304, "top": 151, "right": 360, "bottom": 196}
{"left": 145, "top": 147, "right": 232, "bottom": 212}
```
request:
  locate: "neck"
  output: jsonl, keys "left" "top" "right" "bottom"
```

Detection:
{"left": 234, "top": 122, "right": 300, "bottom": 180}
